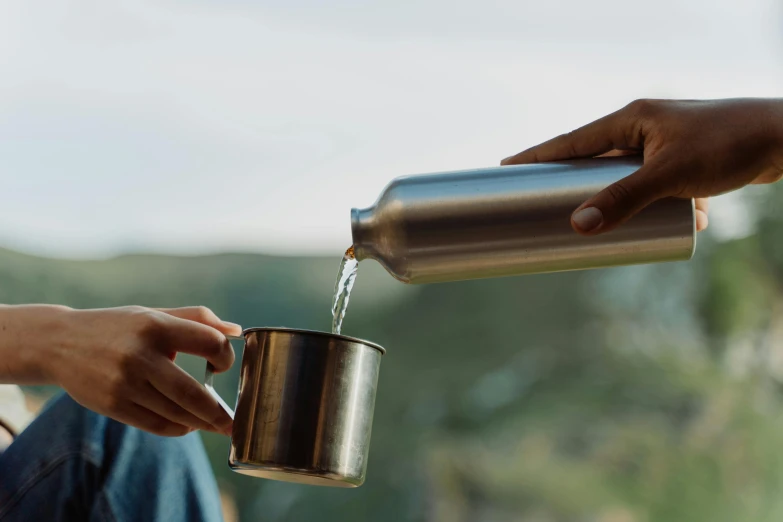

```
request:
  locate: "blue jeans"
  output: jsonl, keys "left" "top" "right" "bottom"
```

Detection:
{"left": 0, "top": 394, "right": 224, "bottom": 522}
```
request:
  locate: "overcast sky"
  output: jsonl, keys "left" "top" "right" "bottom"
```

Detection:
{"left": 0, "top": 0, "right": 781, "bottom": 258}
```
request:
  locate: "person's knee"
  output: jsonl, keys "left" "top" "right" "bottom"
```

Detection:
{"left": 17, "top": 393, "right": 111, "bottom": 461}
{"left": 34, "top": 393, "right": 212, "bottom": 472}
{"left": 1, "top": 396, "right": 221, "bottom": 522}
{"left": 100, "top": 428, "right": 221, "bottom": 521}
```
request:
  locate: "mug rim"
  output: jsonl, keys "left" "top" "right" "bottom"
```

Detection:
{"left": 238, "top": 327, "right": 386, "bottom": 355}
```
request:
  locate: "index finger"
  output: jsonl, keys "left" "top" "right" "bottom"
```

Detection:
{"left": 157, "top": 306, "right": 242, "bottom": 337}
{"left": 157, "top": 314, "right": 236, "bottom": 373}
{"left": 500, "top": 104, "right": 642, "bottom": 166}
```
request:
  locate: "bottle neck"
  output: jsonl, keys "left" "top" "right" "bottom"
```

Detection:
{"left": 351, "top": 207, "right": 378, "bottom": 262}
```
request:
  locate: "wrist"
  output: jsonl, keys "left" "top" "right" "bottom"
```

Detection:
{"left": 770, "top": 99, "right": 783, "bottom": 163}
{"left": 0, "top": 304, "right": 75, "bottom": 385}
{"left": 37, "top": 305, "right": 78, "bottom": 387}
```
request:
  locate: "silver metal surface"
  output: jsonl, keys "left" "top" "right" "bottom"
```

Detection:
{"left": 205, "top": 328, "right": 384, "bottom": 487}
{"left": 351, "top": 157, "right": 695, "bottom": 284}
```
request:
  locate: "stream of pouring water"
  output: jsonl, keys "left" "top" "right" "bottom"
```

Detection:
{"left": 331, "top": 246, "right": 359, "bottom": 335}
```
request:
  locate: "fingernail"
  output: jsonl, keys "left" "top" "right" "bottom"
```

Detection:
{"left": 223, "top": 321, "right": 242, "bottom": 331}
{"left": 500, "top": 156, "right": 513, "bottom": 165}
{"left": 572, "top": 207, "right": 603, "bottom": 232}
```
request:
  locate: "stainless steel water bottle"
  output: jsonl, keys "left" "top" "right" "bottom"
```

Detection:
{"left": 350, "top": 157, "right": 695, "bottom": 284}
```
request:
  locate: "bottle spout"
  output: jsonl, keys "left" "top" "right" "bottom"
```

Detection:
{"left": 351, "top": 206, "right": 412, "bottom": 283}
{"left": 351, "top": 207, "right": 377, "bottom": 262}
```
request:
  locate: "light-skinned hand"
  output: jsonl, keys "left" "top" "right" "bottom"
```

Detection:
{"left": 0, "top": 305, "right": 240, "bottom": 437}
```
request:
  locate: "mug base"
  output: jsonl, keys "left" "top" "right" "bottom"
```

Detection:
{"left": 229, "top": 462, "right": 362, "bottom": 488}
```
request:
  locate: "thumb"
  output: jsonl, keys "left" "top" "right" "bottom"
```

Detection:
{"left": 570, "top": 162, "right": 669, "bottom": 235}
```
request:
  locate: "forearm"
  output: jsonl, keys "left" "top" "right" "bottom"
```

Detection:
{"left": 0, "top": 304, "right": 73, "bottom": 385}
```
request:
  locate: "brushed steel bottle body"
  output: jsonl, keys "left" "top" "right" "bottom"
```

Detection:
{"left": 351, "top": 157, "right": 695, "bottom": 284}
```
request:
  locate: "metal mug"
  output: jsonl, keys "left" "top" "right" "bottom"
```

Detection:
{"left": 204, "top": 327, "right": 385, "bottom": 487}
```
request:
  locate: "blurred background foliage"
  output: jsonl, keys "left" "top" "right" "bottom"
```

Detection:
{"left": 8, "top": 186, "right": 783, "bottom": 522}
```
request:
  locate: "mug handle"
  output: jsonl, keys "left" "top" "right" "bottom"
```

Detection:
{"left": 204, "top": 334, "right": 244, "bottom": 420}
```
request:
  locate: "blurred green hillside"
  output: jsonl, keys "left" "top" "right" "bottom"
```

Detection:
{"left": 7, "top": 185, "right": 783, "bottom": 521}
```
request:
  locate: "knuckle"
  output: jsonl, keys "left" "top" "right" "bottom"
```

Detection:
{"left": 178, "top": 383, "right": 204, "bottom": 407}
{"left": 605, "top": 181, "right": 633, "bottom": 204}
{"left": 169, "top": 425, "right": 192, "bottom": 437}
{"left": 102, "top": 387, "right": 124, "bottom": 412}
{"left": 626, "top": 98, "right": 658, "bottom": 118}
{"left": 672, "top": 177, "right": 690, "bottom": 198}
{"left": 209, "top": 410, "right": 231, "bottom": 429}
{"left": 105, "top": 367, "right": 127, "bottom": 390}
{"left": 762, "top": 170, "right": 783, "bottom": 184}
{"left": 148, "top": 419, "right": 171, "bottom": 436}
{"left": 223, "top": 336, "right": 236, "bottom": 365}
{"left": 193, "top": 306, "right": 216, "bottom": 323}
{"left": 204, "top": 330, "right": 233, "bottom": 362}
{"left": 123, "top": 305, "right": 151, "bottom": 318}
{"left": 563, "top": 130, "right": 580, "bottom": 157}
{"left": 115, "top": 343, "right": 142, "bottom": 371}
{"left": 136, "top": 312, "right": 167, "bottom": 342}
{"left": 147, "top": 418, "right": 189, "bottom": 437}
